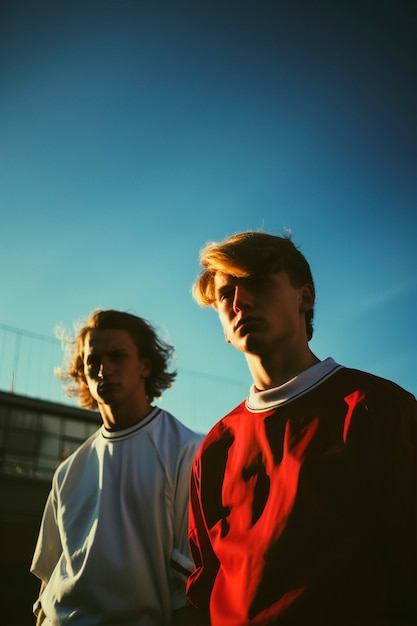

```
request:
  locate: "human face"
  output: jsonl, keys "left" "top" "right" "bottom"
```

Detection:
{"left": 83, "top": 328, "right": 151, "bottom": 409}
{"left": 214, "top": 271, "right": 314, "bottom": 357}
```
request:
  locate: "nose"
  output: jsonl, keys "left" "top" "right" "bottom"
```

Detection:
{"left": 97, "top": 357, "right": 113, "bottom": 379}
{"left": 232, "top": 284, "right": 252, "bottom": 314}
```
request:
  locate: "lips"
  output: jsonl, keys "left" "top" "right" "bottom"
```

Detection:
{"left": 97, "top": 382, "right": 120, "bottom": 396}
{"left": 234, "top": 316, "right": 262, "bottom": 332}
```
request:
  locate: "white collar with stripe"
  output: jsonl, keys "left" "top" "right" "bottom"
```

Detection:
{"left": 246, "top": 357, "right": 343, "bottom": 412}
{"left": 100, "top": 406, "right": 160, "bottom": 440}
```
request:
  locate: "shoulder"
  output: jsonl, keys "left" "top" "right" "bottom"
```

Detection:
{"left": 53, "top": 428, "right": 101, "bottom": 484}
{"left": 148, "top": 408, "right": 203, "bottom": 458}
{"left": 193, "top": 400, "right": 246, "bottom": 460}
{"left": 333, "top": 367, "right": 416, "bottom": 404}
{"left": 329, "top": 368, "right": 417, "bottom": 444}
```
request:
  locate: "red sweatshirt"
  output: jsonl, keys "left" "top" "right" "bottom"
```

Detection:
{"left": 187, "top": 359, "right": 417, "bottom": 625}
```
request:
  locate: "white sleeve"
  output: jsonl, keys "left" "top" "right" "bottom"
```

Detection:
{"left": 170, "top": 436, "right": 201, "bottom": 610}
{"left": 31, "top": 490, "right": 62, "bottom": 584}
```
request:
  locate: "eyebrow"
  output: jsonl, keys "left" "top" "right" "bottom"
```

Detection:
{"left": 215, "top": 278, "right": 235, "bottom": 297}
{"left": 86, "top": 348, "right": 129, "bottom": 359}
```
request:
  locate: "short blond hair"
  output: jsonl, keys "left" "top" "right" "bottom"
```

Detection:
{"left": 193, "top": 231, "right": 315, "bottom": 340}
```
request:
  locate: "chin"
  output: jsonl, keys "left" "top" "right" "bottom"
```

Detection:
{"left": 238, "top": 336, "right": 264, "bottom": 355}
{"left": 98, "top": 391, "right": 119, "bottom": 404}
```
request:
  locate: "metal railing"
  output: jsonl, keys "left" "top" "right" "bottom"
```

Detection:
{"left": 0, "top": 323, "right": 67, "bottom": 404}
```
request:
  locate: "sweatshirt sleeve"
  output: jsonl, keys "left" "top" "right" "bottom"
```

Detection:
{"left": 375, "top": 389, "right": 417, "bottom": 622}
{"left": 186, "top": 451, "right": 220, "bottom": 610}
{"left": 170, "top": 434, "right": 202, "bottom": 610}
{"left": 31, "top": 489, "right": 62, "bottom": 584}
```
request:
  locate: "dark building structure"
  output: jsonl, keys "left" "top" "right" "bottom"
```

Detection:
{"left": 0, "top": 390, "right": 100, "bottom": 625}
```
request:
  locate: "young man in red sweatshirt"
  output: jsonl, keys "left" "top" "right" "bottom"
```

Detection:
{"left": 186, "top": 231, "right": 416, "bottom": 626}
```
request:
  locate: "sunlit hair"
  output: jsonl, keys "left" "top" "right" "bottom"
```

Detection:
{"left": 193, "top": 230, "right": 315, "bottom": 340}
{"left": 55, "top": 309, "right": 177, "bottom": 409}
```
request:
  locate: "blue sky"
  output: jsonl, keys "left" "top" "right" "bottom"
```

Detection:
{"left": 1, "top": 0, "right": 416, "bottom": 434}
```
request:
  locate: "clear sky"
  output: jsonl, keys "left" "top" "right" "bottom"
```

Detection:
{"left": 1, "top": 0, "right": 416, "bottom": 434}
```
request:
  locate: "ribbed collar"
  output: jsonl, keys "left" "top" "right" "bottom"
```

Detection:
{"left": 246, "top": 357, "right": 343, "bottom": 412}
{"left": 100, "top": 406, "right": 160, "bottom": 440}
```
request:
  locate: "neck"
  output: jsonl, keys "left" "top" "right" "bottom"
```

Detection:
{"left": 99, "top": 400, "right": 153, "bottom": 431}
{"left": 246, "top": 347, "right": 320, "bottom": 392}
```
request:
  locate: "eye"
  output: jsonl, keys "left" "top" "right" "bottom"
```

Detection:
{"left": 218, "top": 288, "right": 235, "bottom": 303}
{"left": 111, "top": 351, "right": 128, "bottom": 361}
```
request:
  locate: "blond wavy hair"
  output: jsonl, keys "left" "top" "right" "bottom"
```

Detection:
{"left": 55, "top": 309, "right": 176, "bottom": 409}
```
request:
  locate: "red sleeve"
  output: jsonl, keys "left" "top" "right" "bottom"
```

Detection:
{"left": 376, "top": 389, "right": 417, "bottom": 621}
{"left": 186, "top": 453, "right": 220, "bottom": 610}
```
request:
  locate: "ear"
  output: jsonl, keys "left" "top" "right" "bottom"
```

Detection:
{"left": 140, "top": 357, "right": 152, "bottom": 378}
{"left": 224, "top": 333, "right": 231, "bottom": 344}
{"left": 299, "top": 284, "right": 315, "bottom": 311}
